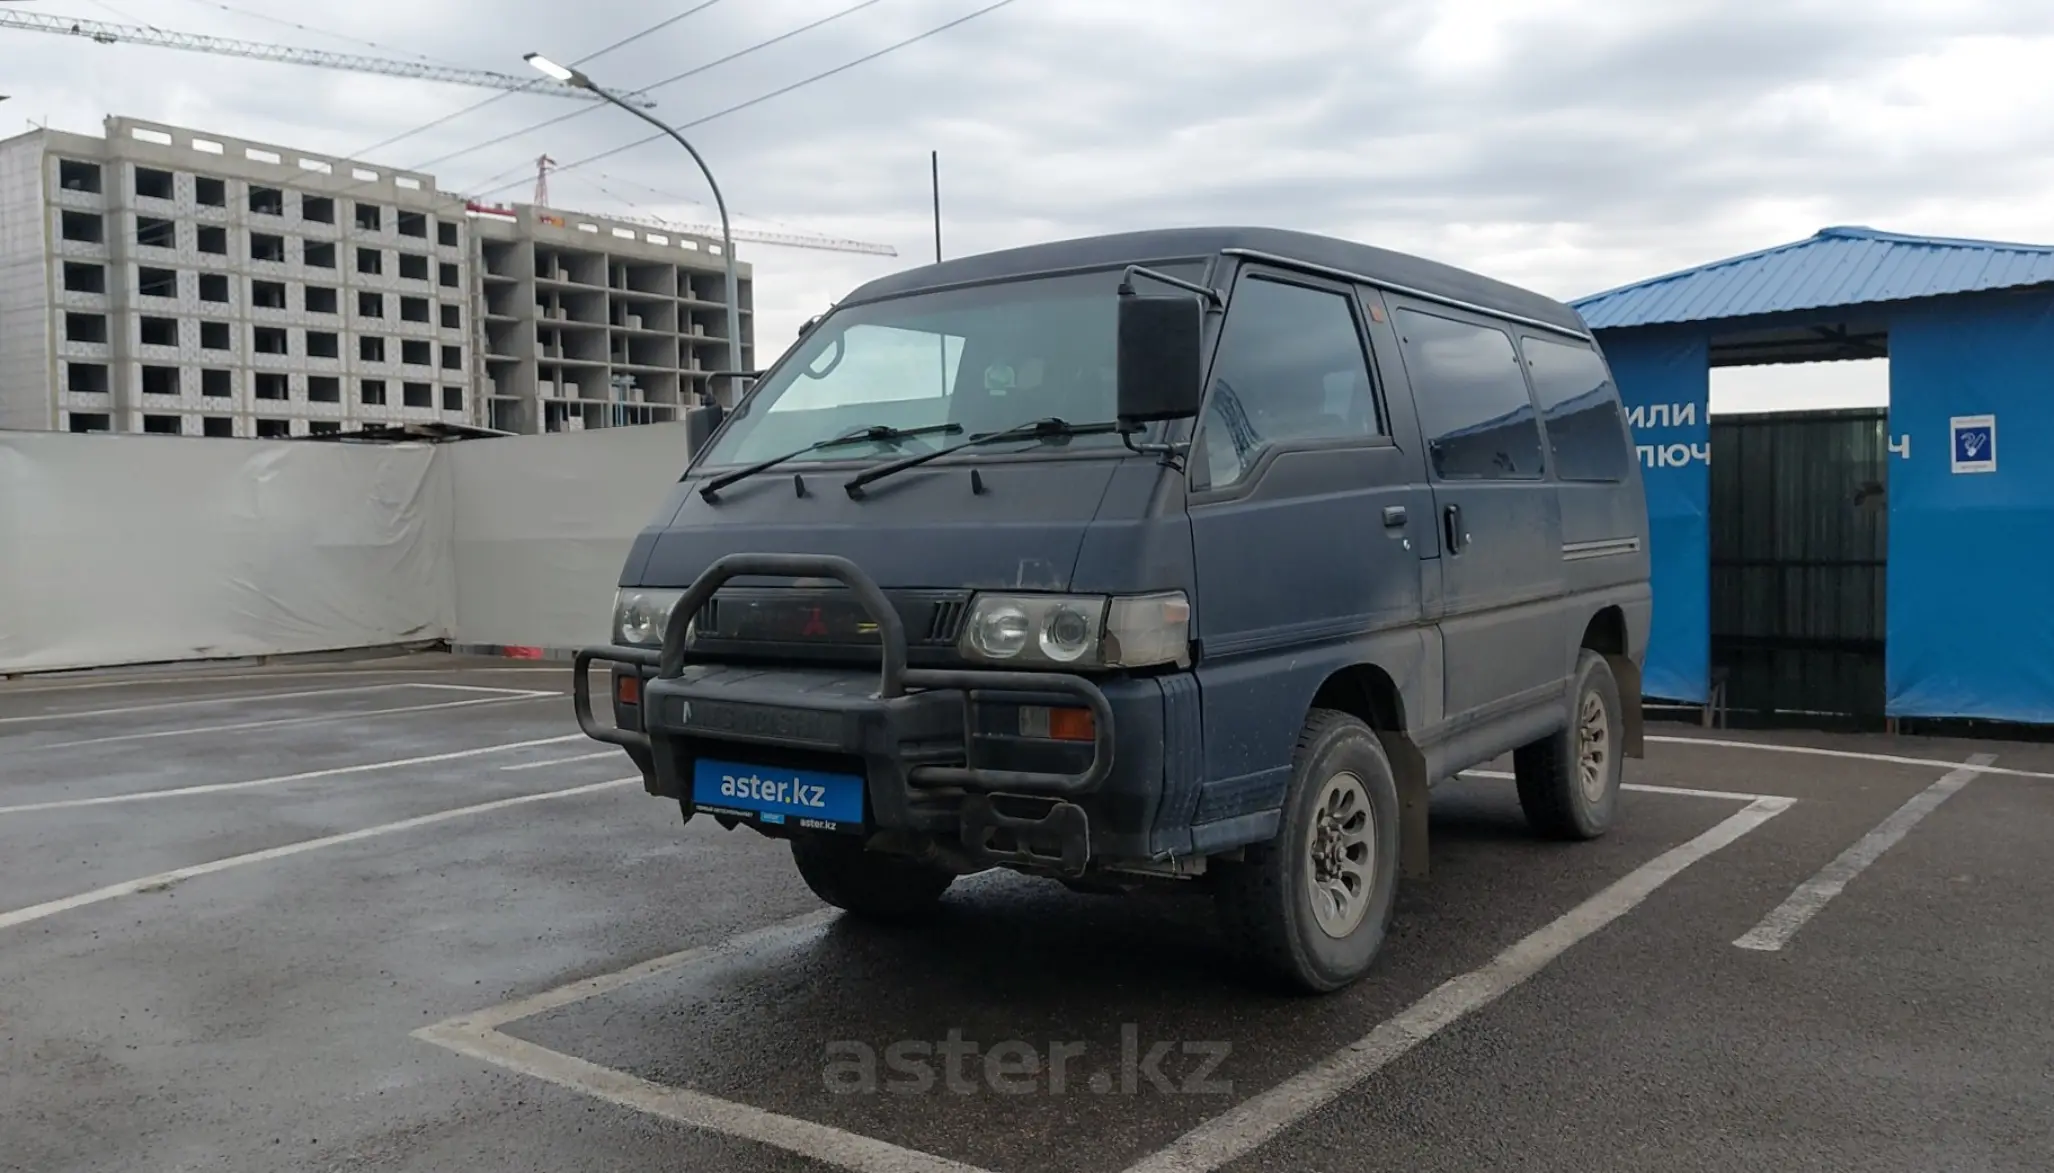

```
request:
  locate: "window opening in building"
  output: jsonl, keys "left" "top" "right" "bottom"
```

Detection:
{"left": 197, "top": 224, "right": 228, "bottom": 255}
{"left": 357, "top": 247, "right": 383, "bottom": 274}
{"left": 306, "top": 331, "right": 340, "bottom": 359}
{"left": 143, "top": 415, "right": 182, "bottom": 435}
{"left": 355, "top": 203, "right": 381, "bottom": 231}
{"left": 255, "top": 418, "right": 291, "bottom": 438}
{"left": 69, "top": 412, "right": 112, "bottom": 433}
{"left": 138, "top": 267, "right": 179, "bottom": 298}
{"left": 248, "top": 186, "right": 284, "bottom": 216}
{"left": 136, "top": 216, "right": 176, "bottom": 249}
{"left": 200, "top": 321, "right": 231, "bottom": 350}
{"left": 194, "top": 176, "right": 227, "bottom": 207}
{"left": 305, "top": 240, "right": 337, "bottom": 268}
{"left": 308, "top": 375, "right": 341, "bottom": 402}
{"left": 59, "top": 159, "right": 102, "bottom": 193}
{"left": 202, "top": 369, "right": 232, "bottom": 397}
{"left": 203, "top": 417, "right": 234, "bottom": 437}
{"left": 65, "top": 312, "right": 108, "bottom": 344}
{"left": 361, "top": 379, "right": 387, "bottom": 405}
{"left": 141, "top": 365, "right": 180, "bottom": 396}
{"left": 64, "top": 262, "right": 106, "bottom": 293}
{"left": 199, "top": 273, "right": 230, "bottom": 302}
{"left": 61, "top": 211, "right": 103, "bottom": 243}
{"left": 133, "top": 167, "right": 174, "bottom": 200}
{"left": 251, "top": 279, "right": 287, "bottom": 309}
{"left": 139, "top": 316, "right": 179, "bottom": 347}
{"left": 304, "top": 285, "right": 338, "bottom": 314}
{"left": 249, "top": 232, "right": 286, "bottom": 263}
{"left": 442, "top": 385, "right": 464, "bottom": 412}
{"left": 403, "top": 381, "right": 433, "bottom": 408}
{"left": 302, "top": 195, "right": 335, "bottom": 224}
{"left": 254, "top": 372, "right": 289, "bottom": 400}
{"left": 253, "top": 326, "right": 290, "bottom": 355}
{"left": 68, "top": 363, "right": 110, "bottom": 394}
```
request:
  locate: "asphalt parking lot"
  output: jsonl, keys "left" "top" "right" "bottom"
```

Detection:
{"left": 4, "top": 654, "right": 2052, "bottom": 1173}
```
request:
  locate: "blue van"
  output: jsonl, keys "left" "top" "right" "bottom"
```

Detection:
{"left": 575, "top": 227, "right": 1651, "bottom": 992}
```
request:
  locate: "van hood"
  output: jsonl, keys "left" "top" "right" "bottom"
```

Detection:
{"left": 628, "top": 458, "right": 1125, "bottom": 592}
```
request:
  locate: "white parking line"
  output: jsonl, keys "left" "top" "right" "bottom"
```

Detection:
{"left": 501, "top": 751, "right": 620, "bottom": 772}
{"left": 1733, "top": 753, "right": 1995, "bottom": 953}
{"left": 415, "top": 793, "right": 1790, "bottom": 1173}
{"left": 0, "top": 681, "right": 545, "bottom": 724}
{"left": 0, "top": 664, "right": 566, "bottom": 695}
{"left": 0, "top": 733, "right": 584, "bottom": 815}
{"left": 0, "top": 777, "right": 637, "bottom": 933}
{"left": 1648, "top": 734, "right": 2054, "bottom": 781}
{"left": 1128, "top": 795, "right": 1793, "bottom": 1173}
{"left": 1459, "top": 769, "right": 1788, "bottom": 804}
{"left": 24, "top": 692, "right": 561, "bottom": 752}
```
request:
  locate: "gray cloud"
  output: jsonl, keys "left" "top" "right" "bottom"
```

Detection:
{"left": 5, "top": 0, "right": 2054, "bottom": 347}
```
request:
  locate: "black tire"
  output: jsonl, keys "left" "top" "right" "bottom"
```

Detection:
{"left": 1212, "top": 710, "right": 1402, "bottom": 994}
{"left": 791, "top": 835, "right": 954, "bottom": 923}
{"left": 1514, "top": 649, "right": 1624, "bottom": 840}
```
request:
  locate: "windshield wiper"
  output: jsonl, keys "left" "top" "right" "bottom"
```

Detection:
{"left": 843, "top": 417, "right": 1122, "bottom": 499}
{"left": 698, "top": 423, "right": 963, "bottom": 501}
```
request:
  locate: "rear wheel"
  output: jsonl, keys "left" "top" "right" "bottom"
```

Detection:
{"left": 1213, "top": 710, "right": 1401, "bottom": 994}
{"left": 791, "top": 835, "right": 954, "bottom": 923}
{"left": 1514, "top": 649, "right": 1624, "bottom": 839}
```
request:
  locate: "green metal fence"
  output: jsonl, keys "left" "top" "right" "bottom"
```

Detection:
{"left": 1709, "top": 407, "right": 1889, "bottom": 720}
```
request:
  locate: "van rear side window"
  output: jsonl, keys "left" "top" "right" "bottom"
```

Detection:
{"left": 1521, "top": 334, "right": 1630, "bottom": 482}
{"left": 1395, "top": 309, "right": 1544, "bottom": 480}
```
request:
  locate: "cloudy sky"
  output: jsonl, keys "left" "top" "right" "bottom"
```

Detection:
{"left": 8, "top": 0, "right": 2054, "bottom": 411}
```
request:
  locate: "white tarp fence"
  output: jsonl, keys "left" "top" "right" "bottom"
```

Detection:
{"left": 0, "top": 423, "right": 692, "bottom": 675}
{"left": 447, "top": 422, "right": 692, "bottom": 652}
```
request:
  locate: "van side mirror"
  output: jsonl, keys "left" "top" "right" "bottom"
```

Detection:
{"left": 684, "top": 401, "right": 725, "bottom": 454}
{"left": 1116, "top": 293, "right": 1205, "bottom": 426}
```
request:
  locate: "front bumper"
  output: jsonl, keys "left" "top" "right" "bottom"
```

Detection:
{"left": 574, "top": 553, "right": 1143, "bottom": 876}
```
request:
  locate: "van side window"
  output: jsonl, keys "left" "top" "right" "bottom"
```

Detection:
{"left": 1520, "top": 334, "right": 1630, "bottom": 482}
{"left": 1396, "top": 309, "right": 1544, "bottom": 480}
{"left": 1197, "top": 276, "right": 1380, "bottom": 490}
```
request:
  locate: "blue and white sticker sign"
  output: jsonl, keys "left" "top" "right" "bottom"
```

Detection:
{"left": 1951, "top": 414, "right": 1997, "bottom": 474}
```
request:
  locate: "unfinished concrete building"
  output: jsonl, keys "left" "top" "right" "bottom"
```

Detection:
{"left": 470, "top": 203, "right": 754, "bottom": 433}
{"left": 0, "top": 117, "right": 475, "bottom": 438}
{"left": 0, "top": 115, "right": 756, "bottom": 438}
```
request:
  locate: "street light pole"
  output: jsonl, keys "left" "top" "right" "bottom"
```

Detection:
{"left": 525, "top": 54, "right": 743, "bottom": 408}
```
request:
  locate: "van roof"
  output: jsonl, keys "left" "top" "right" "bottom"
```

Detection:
{"left": 839, "top": 226, "right": 1590, "bottom": 335}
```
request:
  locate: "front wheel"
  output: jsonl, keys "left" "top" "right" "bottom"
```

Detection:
{"left": 1514, "top": 649, "right": 1625, "bottom": 839}
{"left": 791, "top": 835, "right": 954, "bottom": 923}
{"left": 1213, "top": 710, "right": 1401, "bottom": 994}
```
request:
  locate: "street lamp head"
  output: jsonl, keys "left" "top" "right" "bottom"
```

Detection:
{"left": 523, "top": 53, "right": 588, "bottom": 88}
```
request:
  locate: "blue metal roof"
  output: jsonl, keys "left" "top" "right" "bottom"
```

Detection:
{"left": 1572, "top": 226, "right": 2054, "bottom": 330}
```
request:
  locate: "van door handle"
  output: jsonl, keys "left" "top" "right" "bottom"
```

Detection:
{"left": 1443, "top": 503, "right": 1464, "bottom": 553}
{"left": 1382, "top": 505, "right": 1407, "bottom": 528}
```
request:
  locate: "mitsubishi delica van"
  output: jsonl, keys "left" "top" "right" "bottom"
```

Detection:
{"left": 575, "top": 227, "right": 1651, "bottom": 993}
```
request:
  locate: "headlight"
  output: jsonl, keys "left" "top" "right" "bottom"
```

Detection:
{"left": 958, "top": 591, "right": 1190, "bottom": 669}
{"left": 613, "top": 587, "right": 684, "bottom": 647}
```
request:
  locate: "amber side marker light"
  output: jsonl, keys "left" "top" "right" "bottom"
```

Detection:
{"left": 1021, "top": 705, "right": 1095, "bottom": 742}
{"left": 615, "top": 675, "right": 641, "bottom": 705}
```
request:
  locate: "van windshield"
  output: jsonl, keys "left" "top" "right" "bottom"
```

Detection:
{"left": 698, "top": 263, "right": 1206, "bottom": 467}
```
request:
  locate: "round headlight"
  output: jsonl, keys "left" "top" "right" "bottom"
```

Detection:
{"left": 1039, "top": 603, "right": 1096, "bottom": 663}
{"left": 968, "top": 602, "right": 1032, "bottom": 659}
{"left": 619, "top": 595, "right": 664, "bottom": 645}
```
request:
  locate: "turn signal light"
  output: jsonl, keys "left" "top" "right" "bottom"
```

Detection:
{"left": 615, "top": 675, "right": 641, "bottom": 705}
{"left": 1020, "top": 705, "right": 1095, "bottom": 742}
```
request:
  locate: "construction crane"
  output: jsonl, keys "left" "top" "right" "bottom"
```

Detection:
{"left": 8, "top": 10, "right": 895, "bottom": 258}
{"left": 0, "top": 12, "right": 654, "bottom": 104}
{"left": 524, "top": 157, "right": 899, "bottom": 257}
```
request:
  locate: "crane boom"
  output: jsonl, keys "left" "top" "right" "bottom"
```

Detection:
{"left": 0, "top": 12, "right": 654, "bottom": 103}
{"left": 476, "top": 200, "right": 899, "bottom": 258}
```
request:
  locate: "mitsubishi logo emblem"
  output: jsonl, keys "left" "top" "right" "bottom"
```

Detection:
{"left": 801, "top": 605, "right": 827, "bottom": 637}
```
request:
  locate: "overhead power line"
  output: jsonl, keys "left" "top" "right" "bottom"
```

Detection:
{"left": 466, "top": 0, "right": 1022, "bottom": 200}
{"left": 353, "top": 0, "right": 728, "bottom": 159}
{"left": 411, "top": 0, "right": 885, "bottom": 174}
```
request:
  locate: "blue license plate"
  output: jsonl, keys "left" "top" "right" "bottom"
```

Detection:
{"left": 691, "top": 758, "right": 865, "bottom": 832}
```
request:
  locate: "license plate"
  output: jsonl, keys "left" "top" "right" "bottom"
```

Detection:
{"left": 690, "top": 758, "right": 865, "bottom": 833}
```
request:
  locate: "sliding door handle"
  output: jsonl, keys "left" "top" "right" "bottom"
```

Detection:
{"left": 1443, "top": 503, "right": 1464, "bottom": 553}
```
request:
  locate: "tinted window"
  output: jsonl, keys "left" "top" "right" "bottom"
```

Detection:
{"left": 1522, "top": 334, "right": 1628, "bottom": 482}
{"left": 1197, "top": 276, "right": 1379, "bottom": 490}
{"left": 1396, "top": 309, "right": 1543, "bottom": 480}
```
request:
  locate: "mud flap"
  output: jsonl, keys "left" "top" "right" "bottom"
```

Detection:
{"left": 1377, "top": 730, "right": 1431, "bottom": 881}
